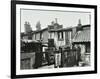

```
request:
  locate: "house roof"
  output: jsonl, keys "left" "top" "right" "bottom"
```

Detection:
{"left": 73, "top": 24, "right": 90, "bottom": 29}
{"left": 32, "top": 24, "right": 90, "bottom": 33}
{"left": 49, "top": 24, "right": 90, "bottom": 32}
{"left": 33, "top": 27, "right": 48, "bottom": 33}
{"left": 21, "top": 31, "right": 34, "bottom": 37}
{"left": 48, "top": 27, "right": 72, "bottom": 32}
{"left": 21, "top": 53, "right": 35, "bottom": 59}
{"left": 72, "top": 27, "right": 90, "bottom": 42}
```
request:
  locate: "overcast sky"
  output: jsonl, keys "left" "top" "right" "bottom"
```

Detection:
{"left": 21, "top": 9, "right": 90, "bottom": 32}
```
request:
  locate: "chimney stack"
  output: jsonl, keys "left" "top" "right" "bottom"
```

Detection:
{"left": 24, "top": 21, "right": 32, "bottom": 33}
{"left": 78, "top": 19, "right": 82, "bottom": 26}
{"left": 55, "top": 18, "right": 58, "bottom": 23}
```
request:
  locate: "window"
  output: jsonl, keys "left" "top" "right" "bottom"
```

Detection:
{"left": 40, "top": 32, "right": 42, "bottom": 40}
{"left": 85, "top": 43, "right": 90, "bottom": 53}
{"left": 65, "top": 32, "right": 69, "bottom": 44}
{"left": 58, "top": 32, "right": 63, "bottom": 40}
{"left": 65, "top": 31, "right": 72, "bottom": 44}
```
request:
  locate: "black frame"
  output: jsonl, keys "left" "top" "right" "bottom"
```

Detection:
{"left": 11, "top": 0, "right": 97, "bottom": 78}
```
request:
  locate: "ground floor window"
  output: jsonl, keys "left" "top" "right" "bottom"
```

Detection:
{"left": 85, "top": 43, "right": 90, "bottom": 53}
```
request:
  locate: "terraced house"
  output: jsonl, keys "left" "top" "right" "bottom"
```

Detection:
{"left": 21, "top": 19, "right": 91, "bottom": 68}
{"left": 32, "top": 19, "right": 73, "bottom": 49}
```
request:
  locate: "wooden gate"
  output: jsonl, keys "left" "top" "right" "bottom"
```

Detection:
{"left": 62, "top": 47, "right": 80, "bottom": 67}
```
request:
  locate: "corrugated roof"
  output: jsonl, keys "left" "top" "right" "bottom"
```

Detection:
{"left": 72, "top": 27, "right": 90, "bottom": 42}
{"left": 21, "top": 53, "right": 35, "bottom": 59}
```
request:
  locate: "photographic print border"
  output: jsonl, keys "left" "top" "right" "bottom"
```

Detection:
{"left": 11, "top": 0, "right": 97, "bottom": 78}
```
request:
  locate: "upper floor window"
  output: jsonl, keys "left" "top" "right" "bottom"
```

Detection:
{"left": 40, "top": 32, "right": 42, "bottom": 40}
{"left": 58, "top": 32, "right": 63, "bottom": 40}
